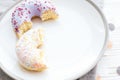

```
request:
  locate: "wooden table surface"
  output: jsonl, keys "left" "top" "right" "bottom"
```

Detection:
{"left": 0, "top": 0, "right": 120, "bottom": 80}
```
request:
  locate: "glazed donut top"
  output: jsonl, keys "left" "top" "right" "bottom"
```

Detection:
{"left": 11, "top": 0, "right": 57, "bottom": 32}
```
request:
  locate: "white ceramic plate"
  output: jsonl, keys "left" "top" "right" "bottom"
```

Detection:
{"left": 0, "top": 0, "right": 108, "bottom": 80}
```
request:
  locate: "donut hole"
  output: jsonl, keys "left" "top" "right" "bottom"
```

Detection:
{"left": 32, "top": 16, "right": 41, "bottom": 20}
{"left": 31, "top": 16, "right": 42, "bottom": 26}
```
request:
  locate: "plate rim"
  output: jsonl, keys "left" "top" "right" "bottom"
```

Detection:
{"left": 0, "top": 0, "right": 109, "bottom": 80}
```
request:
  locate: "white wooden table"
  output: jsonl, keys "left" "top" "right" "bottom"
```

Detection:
{"left": 0, "top": 0, "right": 120, "bottom": 80}
{"left": 95, "top": 0, "right": 120, "bottom": 80}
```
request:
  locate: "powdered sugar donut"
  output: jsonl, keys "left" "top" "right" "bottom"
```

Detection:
{"left": 16, "top": 28, "right": 46, "bottom": 71}
{"left": 12, "top": 0, "right": 58, "bottom": 38}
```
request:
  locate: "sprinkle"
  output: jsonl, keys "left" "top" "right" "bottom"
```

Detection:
{"left": 34, "top": 4, "right": 37, "bottom": 6}
{"left": 18, "top": 12, "right": 20, "bottom": 16}
{"left": 21, "top": 12, "right": 23, "bottom": 16}
{"left": 18, "top": 8, "right": 23, "bottom": 11}
{"left": 44, "top": 1, "right": 47, "bottom": 3}
{"left": 52, "top": 8, "right": 56, "bottom": 10}
{"left": 15, "top": 27, "right": 19, "bottom": 32}
{"left": 43, "top": 7, "right": 45, "bottom": 9}
{"left": 13, "top": 20, "right": 17, "bottom": 25}
{"left": 12, "top": 13, "right": 15, "bottom": 17}
{"left": 28, "top": 10, "right": 31, "bottom": 14}
{"left": 37, "top": 8, "right": 41, "bottom": 11}
{"left": 25, "top": 8, "right": 27, "bottom": 10}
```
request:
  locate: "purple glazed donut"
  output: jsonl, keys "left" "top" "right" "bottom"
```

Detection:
{"left": 11, "top": 0, "right": 58, "bottom": 38}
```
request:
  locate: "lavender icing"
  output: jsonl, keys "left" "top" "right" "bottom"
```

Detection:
{"left": 11, "top": 0, "right": 57, "bottom": 32}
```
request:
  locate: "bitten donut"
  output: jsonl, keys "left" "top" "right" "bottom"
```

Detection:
{"left": 16, "top": 28, "right": 46, "bottom": 71}
{"left": 12, "top": 0, "right": 58, "bottom": 38}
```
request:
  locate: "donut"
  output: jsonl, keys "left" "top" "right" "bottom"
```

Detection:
{"left": 11, "top": 0, "right": 58, "bottom": 38}
{"left": 16, "top": 28, "right": 46, "bottom": 71}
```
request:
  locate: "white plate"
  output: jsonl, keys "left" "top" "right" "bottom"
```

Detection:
{"left": 0, "top": 0, "right": 108, "bottom": 80}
